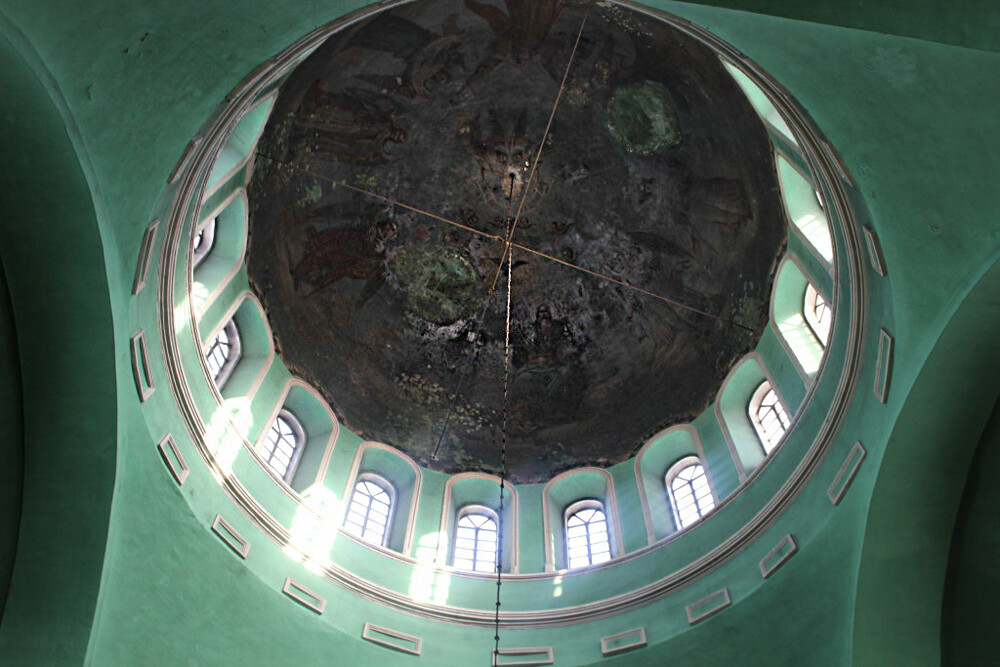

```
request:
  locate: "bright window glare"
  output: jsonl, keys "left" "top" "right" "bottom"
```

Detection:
{"left": 566, "top": 506, "right": 611, "bottom": 569}
{"left": 344, "top": 479, "right": 392, "bottom": 546}
{"left": 668, "top": 463, "right": 715, "bottom": 529}
{"left": 453, "top": 512, "right": 498, "bottom": 573}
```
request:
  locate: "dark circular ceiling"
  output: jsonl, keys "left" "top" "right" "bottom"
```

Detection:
{"left": 246, "top": 0, "right": 786, "bottom": 483}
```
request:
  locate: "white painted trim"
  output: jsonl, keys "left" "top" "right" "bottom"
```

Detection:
{"left": 863, "top": 225, "right": 887, "bottom": 277}
{"left": 759, "top": 533, "right": 797, "bottom": 578}
{"left": 600, "top": 627, "right": 647, "bottom": 657}
{"left": 211, "top": 514, "right": 250, "bottom": 559}
{"left": 281, "top": 577, "right": 325, "bottom": 614}
{"left": 154, "top": 0, "right": 871, "bottom": 626}
{"left": 714, "top": 351, "right": 789, "bottom": 481}
{"left": 203, "top": 90, "right": 278, "bottom": 199}
{"left": 493, "top": 647, "right": 554, "bottom": 666}
{"left": 252, "top": 378, "right": 340, "bottom": 493}
{"left": 191, "top": 188, "right": 249, "bottom": 316}
{"left": 132, "top": 218, "right": 159, "bottom": 295}
{"left": 874, "top": 329, "right": 893, "bottom": 403}
{"left": 342, "top": 441, "right": 421, "bottom": 556}
{"left": 168, "top": 135, "right": 202, "bottom": 184}
{"left": 362, "top": 623, "right": 422, "bottom": 655}
{"left": 439, "top": 472, "right": 520, "bottom": 573}
{"left": 541, "top": 467, "right": 623, "bottom": 572}
{"left": 156, "top": 434, "right": 189, "bottom": 485}
{"left": 664, "top": 455, "right": 717, "bottom": 531}
{"left": 769, "top": 252, "right": 828, "bottom": 383}
{"left": 773, "top": 146, "right": 836, "bottom": 273}
{"left": 129, "top": 329, "right": 155, "bottom": 402}
{"left": 633, "top": 424, "right": 711, "bottom": 544}
{"left": 199, "top": 291, "right": 274, "bottom": 401}
{"left": 685, "top": 588, "right": 731, "bottom": 624}
{"left": 828, "top": 441, "right": 866, "bottom": 505}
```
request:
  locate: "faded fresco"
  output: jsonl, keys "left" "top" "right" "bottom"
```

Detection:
{"left": 246, "top": 0, "right": 786, "bottom": 482}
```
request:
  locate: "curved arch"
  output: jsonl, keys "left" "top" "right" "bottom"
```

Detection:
{"left": 715, "top": 352, "right": 791, "bottom": 480}
{"left": 853, "top": 253, "right": 1000, "bottom": 664}
{"left": 770, "top": 253, "right": 828, "bottom": 380}
{"left": 253, "top": 378, "right": 340, "bottom": 494}
{"left": 342, "top": 441, "right": 421, "bottom": 555}
{"left": 0, "top": 25, "right": 117, "bottom": 661}
{"left": 634, "top": 424, "right": 718, "bottom": 544}
{"left": 199, "top": 291, "right": 274, "bottom": 401}
{"left": 439, "top": 472, "right": 519, "bottom": 573}
{"left": 541, "top": 467, "right": 623, "bottom": 572}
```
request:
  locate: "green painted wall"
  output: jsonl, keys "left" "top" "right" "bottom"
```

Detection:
{"left": 0, "top": 0, "right": 996, "bottom": 664}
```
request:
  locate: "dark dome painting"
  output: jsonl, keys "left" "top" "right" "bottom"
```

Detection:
{"left": 246, "top": 0, "right": 786, "bottom": 481}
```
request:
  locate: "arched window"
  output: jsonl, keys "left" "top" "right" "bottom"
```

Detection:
{"left": 205, "top": 319, "right": 241, "bottom": 389}
{"left": 665, "top": 458, "right": 715, "bottom": 530}
{"left": 803, "top": 283, "right": 832, "bottom": 345}
{"left": 344, "top": 474, "right": 394, "bottom": 547}
{"left": 260, "top": 409, "right": 305, "bottom": 483}
{"left": 749, "top": 381, "right": 790, "bottom": 454}
{"left": 453, "top": 506, "right": 498, "bottom": 573}
{"left": 565, "top": 500, "right": 612, "bottom": 569}
{"left": 192, "top": 217, "right": 217, "bottom": 270}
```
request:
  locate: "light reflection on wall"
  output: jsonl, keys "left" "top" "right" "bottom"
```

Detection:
{"left": 778, "top": 313, "right": 823, "bottom": 375}
{"left": 409, "top": 532, "right": 451, "bottom": 605}
{"left": 204, "top": 397, "right": 253, "bottom": 478}
{"left": 284, "top": 484, "right": 341, "bottom": 573}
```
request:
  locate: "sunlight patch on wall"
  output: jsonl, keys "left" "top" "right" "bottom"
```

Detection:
{"left": 284, "top": 485, "right": 341, "bottom": 573}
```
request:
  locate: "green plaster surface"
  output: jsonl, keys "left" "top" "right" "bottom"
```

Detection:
{"left": 0, "top": 0, "right": 996, "bottom": 664}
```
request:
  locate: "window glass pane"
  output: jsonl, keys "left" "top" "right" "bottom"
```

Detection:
{"left": 566, "top": 504, "right": 611, "bottom": 569}
{"left": 453, "top": 510, "right": 499, "bottom": 573}
{"left": 344, "top": 478, "right": 393, "bottom": 547}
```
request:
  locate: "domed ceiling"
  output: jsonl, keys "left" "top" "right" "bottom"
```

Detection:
{"left": 246, "top": 0, "right": 786, "bottom": 482}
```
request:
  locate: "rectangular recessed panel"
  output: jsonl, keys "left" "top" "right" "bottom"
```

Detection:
{"left": 685, "top": 588, "right": 731, "bottom": 625}
{"left": 759, "top": 534, "right": 798, "bottom": 578}
{"left": 132, "top": 219, "right": 159, "bottom": 295}
{"left": 823, "top": 139, "right": 855, "bottom": 186}
{"left": 874, "top": 329, "right": 894, "bottom": 403}
{"left": 211, "top": 515, "right": 249, "bottom": 559}
{"left": 493, "top": 647, "right": 554, "bottom": 666}
{"left": 362, "top": 623, "right": 422, "bottom": 656}
{"left": 601, "top": 628, "right": 647, "bottom": 657}
{"left": 130, "top": 330, "right": 155, "bottom": 402}
{"left": 282, "top": 578, "right": 325, "bottom": 614}
{"left": 168, "top": 136, "right": 202, "bottom": 184}
{"left": 829, "top": 441, "right": 867, "bottom": 505}
{"left": 863, "top": 226, "right": 887, "bottom": 277}
{"left": 157, "top": 434, "right": 189, "bottom": 485}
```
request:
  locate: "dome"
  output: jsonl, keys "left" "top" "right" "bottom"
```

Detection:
{"left": 1, "top": 0, "right": 998, "bottom": 665}
{"left": 244, "top": 0, "right": 787, "bottom": 481}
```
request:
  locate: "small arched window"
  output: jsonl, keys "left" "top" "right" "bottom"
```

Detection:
{"left": 192, "top": 217, "right": 217, "bottom": 270}
{"left": 665, "top": 458, "right": 715, "bottom": 530}
{"left": 749, "top": 381, "right": 790, "bottom": 454}
{"left": 453, "top": 506, "right": 498, "bottom": 573}
{"left": 260, "top": 409, "right": 305, "bottom": 483}
{"left": 565, "top": 500, "right": 612, "bottom": 569}
{"left": 803, "top": 283, "right": 832, "bottom": 345}
{"left": 344, "top": 474, "right": 394, "bottom": 547}
{"left": 205, "top": 319, "right": 241, "bottom": 389}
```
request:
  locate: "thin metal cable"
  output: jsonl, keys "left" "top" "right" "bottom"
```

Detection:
{"left": 492, "top": 234, "right": 513, "bottom": 665}
{"left": 255, "top": 153, "right": 749, "bottom": 331}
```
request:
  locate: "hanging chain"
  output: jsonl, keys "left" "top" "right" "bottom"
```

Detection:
{"left": 493, "top": 200, "right": 515, "bottom": 666}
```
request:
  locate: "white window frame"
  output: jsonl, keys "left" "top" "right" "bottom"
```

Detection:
{"left": 192, "top": 216, "right": 217, "bottom": 270}
{"left": 564, "top": 499, "right": 613, "bottom": 570}
{"left": 260, "top": 409, "right": 306, "bottom": 484}
{"left": 748, "top": 381, "right": 790, "bottom": 454}
{"left": 803, "top": 283, "right": 832, "bottom": 346}
{"left": 205, "top": 319, "right": 241, "bottom": 389}
{"left": 452, "top": 505, "right": 500, "bottom": 574}
{"left": 344, "top": 473, "right": 395, "bottom": 548}
{"left": 665, "top": 456, "right": 716, "bottom": 531}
